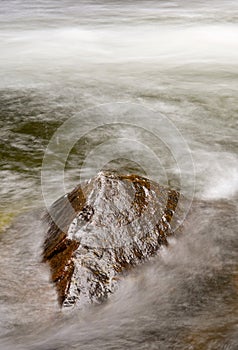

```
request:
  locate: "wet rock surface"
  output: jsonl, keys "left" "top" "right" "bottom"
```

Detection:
{"left": 43, "top": 171, "right": 183, "bottom": 308}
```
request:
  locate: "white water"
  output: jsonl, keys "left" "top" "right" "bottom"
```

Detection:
{"left": 0, "top": 1, "right": 238, "bottom": 349}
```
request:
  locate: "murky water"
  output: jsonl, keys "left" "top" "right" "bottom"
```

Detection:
{"left": 0, "top": 1, "right": 238, "bottom": 349}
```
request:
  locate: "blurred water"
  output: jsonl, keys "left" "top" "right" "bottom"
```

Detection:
{"left": 0, "top": 0, "right": 238, "bottom": 349}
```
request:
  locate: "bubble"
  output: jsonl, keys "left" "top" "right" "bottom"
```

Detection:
{"left": 41, "top": 102, "right": 195, "bottom": 246}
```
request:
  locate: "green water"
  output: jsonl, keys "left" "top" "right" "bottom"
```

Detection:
{"left": 0, "top": 0, "right": 237, "bottom": 349}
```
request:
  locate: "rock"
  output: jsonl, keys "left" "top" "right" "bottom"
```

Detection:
{"left": 43, "top": 171, "right": 182, "bottom": 308}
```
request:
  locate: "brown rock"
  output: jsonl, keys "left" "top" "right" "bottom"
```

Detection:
{"left": 43, "top": 171, "right": 182, "bottom": 308}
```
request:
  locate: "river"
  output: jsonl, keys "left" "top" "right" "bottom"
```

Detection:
{"left": 0, "top": 0, "right": 237, "bottom": 349}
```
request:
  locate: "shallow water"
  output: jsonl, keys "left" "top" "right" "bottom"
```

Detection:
{"left": 0, "top": 0, "right": 238, "bottom": 349}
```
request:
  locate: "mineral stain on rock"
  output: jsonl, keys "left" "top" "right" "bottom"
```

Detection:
{"left": 43, "top": 171, "right": 182, "bottom": 308}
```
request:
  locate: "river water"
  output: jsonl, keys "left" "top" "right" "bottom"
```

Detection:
{"left": 0, "top": 0, "right": 238, "bottom": 349}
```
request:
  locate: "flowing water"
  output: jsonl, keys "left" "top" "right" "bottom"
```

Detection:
{"left": 0, "top": 0, "right": 238, "bottom": 349}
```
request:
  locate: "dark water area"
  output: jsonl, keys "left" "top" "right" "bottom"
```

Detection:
{"left": 0, "top": 0, "right": 238, "bottom": 349}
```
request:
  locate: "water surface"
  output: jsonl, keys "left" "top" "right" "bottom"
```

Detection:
{"left": 0, "top": 1, "right": 237, "bottom": 349}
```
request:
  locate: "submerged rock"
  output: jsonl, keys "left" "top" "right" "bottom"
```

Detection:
{"left": 43, "top": 171, "right": 182, "bottom": 308}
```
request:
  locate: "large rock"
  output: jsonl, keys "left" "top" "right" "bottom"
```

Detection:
{"left": 43, "top": 171, "right": 182, "bottom": 308}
